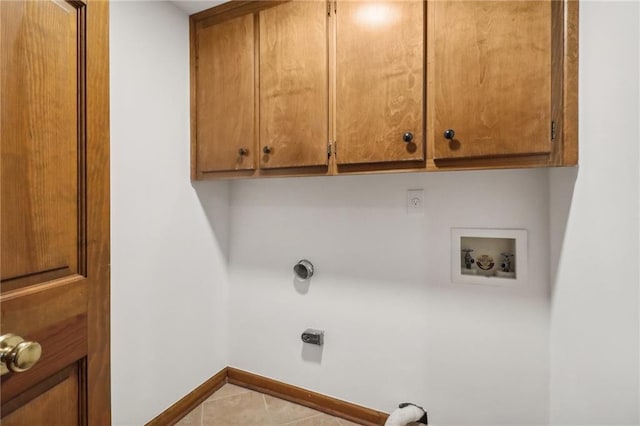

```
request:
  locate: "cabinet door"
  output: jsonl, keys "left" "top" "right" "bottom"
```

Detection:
{"left": 259, "top": 1, "right": 329, "bottom": 170}
{"left": 196, "top": 14, "right": 255, "bottom": 173}
{"left": 336, "top": 1, "right": 424, "bottom": 166}
{"left": 432, "top": 1, "right": 552, "bottom": 160}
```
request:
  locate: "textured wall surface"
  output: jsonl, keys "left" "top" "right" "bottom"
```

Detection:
{"left": 549, "top": 2, "right": 640, "bottom": 425}
{"left": 229, "top": 170, "right": 551, "bottom": 425}
{"left": 110, "top": 3, "right": 230, "bottom": 424}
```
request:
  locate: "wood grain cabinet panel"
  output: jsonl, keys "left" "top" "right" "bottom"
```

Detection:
{"left": 336, "top": 1, "right": 425, "bottom": 167}
{"left": 190, "top": 0, "right": 577, "bottom": 178}
{"left": 195, "top": 14, "right": 256, "bottom": 174}
{"left": 259, "top": 1, "right": 329, "bottom": 170}
{"left": 431, "top": 1, "right": 553, "bottom": 161}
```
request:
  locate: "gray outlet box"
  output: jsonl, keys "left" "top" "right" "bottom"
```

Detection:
{"left": 301, "top": 329, "right": 324, "bottom": 346}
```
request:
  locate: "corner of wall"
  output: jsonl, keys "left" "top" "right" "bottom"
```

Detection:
{"left": 110, "top": 2, "right": 231, "bottom": 424}
{"left": 549, "top": 2, "right": 640, "bottom": 424}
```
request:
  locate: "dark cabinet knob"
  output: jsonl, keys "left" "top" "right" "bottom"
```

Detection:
{"left": 262, "top": 146, "right": 272, "bottom": 154}
{"left": 238, "top": 148, "right": 248, "bottom": 156}
{"left": 443, "top": 129, "right": 456, "bottom": 140}
{"left": 402, "top": 132, "right": 414, "bottom": 143}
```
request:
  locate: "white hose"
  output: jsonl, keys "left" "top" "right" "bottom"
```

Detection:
{"left": 384, "top": 404, "right": 427, "bottom": 426}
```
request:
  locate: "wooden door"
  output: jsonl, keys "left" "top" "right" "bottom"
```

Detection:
{"left": 335, "top": 1, "right": 424, "bottom": 166}
{"left": 1, "top": 1, "right": 110, "bottom": 424}
{"left": 195, "top": 13, "right": 256, "bottom": 175}
{"left": 432, "top": 1, "right": 552, "bottom": 160}
{"left": 259, "top": 1, "right": 329, "bottom": 170}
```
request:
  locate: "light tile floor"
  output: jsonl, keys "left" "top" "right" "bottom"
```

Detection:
{"left": 176, "top": 384, "right": 363, "bottom": 426}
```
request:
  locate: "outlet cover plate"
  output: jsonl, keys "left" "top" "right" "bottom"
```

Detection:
{"left": 407, "top": 189, "right": 424, "bottom": 215}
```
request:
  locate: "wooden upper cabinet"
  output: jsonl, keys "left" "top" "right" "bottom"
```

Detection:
{"left": 190, "top": 0, "right": 577, "bottom": 178}
{"left": 194, "top": 14, "right": 255, "bottom": 174}
{"left": 259, "top": 1, "right": 329, "bottom": 170}
{"left": 336, "top": 1, "right": 424, "bottom": 167}
{"left": 431, "top": 1, "right": 555, "bottom": 161}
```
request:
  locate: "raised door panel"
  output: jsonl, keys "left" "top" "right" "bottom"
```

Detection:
{"left": 432, "top": 1, "right": 552, "bottom": 160}
{"left": 196, "top": 14, "right": 255, "bottom": 173}
{"left": 336, "top": 1, "right": 424, "bottom": 166}
{"left": 259, "top": 1, "right": 329, "bottom": 169}
{"left": 2, "top": 365, "right": 81, "bottom": 425}
{"left": 1, "top": 0, "right": 80, "bottom": 290}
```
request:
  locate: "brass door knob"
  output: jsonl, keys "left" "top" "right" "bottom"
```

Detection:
{"left": 0, "top": 334, "right": 42, "bottom": 375}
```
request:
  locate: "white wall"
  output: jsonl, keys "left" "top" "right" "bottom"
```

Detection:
{"left": 549, "top": 2, "right": 640, "bottom": 425}
{"left": 110, "top": 3, "right": 230, "bottom": 425}
{"left": 227, "top": 4, "right": 640, "bottom": 426}
{"left": 107, "top": 2, "right": 640, "bottom": 425}
{"left": 228, "top": 169, "right": 551, "bottom": 425}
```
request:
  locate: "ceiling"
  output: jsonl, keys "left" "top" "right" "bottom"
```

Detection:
{"left": 170, "top": 0, "right": 227, "bottom": 16}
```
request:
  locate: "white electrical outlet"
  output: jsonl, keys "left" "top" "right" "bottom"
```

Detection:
{"left": 407, "top": 189, "right": 424, "bottom": 214}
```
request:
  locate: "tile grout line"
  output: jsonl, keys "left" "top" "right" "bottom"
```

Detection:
{"left": 185, "top": 385, "right": 350, "bottom": 426}
{"left": 279, "top": 413, "right": 324, "bottom": 426}
{"left": 262, "top": 393, "right": 276, "bottom": 425}
{"left": 199, "top": 385, "right": 252, "bottom": 424}
{"left": 201, "top": 389, "right": 252, "bottom": 406}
